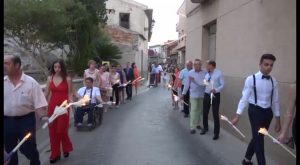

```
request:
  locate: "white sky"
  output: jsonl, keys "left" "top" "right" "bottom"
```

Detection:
{"left": 133, "top": 0, "right": 184, "bottom": 47}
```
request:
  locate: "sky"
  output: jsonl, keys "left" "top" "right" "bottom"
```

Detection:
{"left": 133, "top": 0, "right": 184, "bottom": 47}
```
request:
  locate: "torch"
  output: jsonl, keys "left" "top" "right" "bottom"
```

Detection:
{"left": 4, "top": 133, "right": 32, "bottom": 162}
{"left": 42, "top": 95, "right": 90, "bottom": 129}
{"left": 220, "top": 115, "right": 246, "bottom": 138}
{"left": 258, "top": 128, "right": 296, "bottom": 158}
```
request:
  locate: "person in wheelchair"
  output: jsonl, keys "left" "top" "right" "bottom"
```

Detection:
{"left": 75, "top": 77, "right": 103, "bottom": 127}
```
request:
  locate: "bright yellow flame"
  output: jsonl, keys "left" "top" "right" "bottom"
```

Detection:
{"left": 60, "top": 100, "right": 68, "bottom": 107}
{"left": 79, "top": 95, "right": 90, "bottom": 105}
{"left": 25, "top": 133, "right": 31, "bottom": 139}
{"left": 258, "top": 128, "right": 268, "bottom": 135}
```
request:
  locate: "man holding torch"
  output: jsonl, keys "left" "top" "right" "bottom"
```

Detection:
{"left": 4, "top": 55, "right": 48, "bottom": 165}
{"left": 200, "top": 60, "right": 224, "bottom": 140}
{"left": 231, "top": 54, "right": 281, "bottom": 165}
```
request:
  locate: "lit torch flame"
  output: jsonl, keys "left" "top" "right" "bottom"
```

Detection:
{"left": 25, "top": 133, "right": 31, "bottom": 139}
{"left": 258, "top": 127, "right": 296, "bottom": 158}
{"left": 12, "top": 132, "right": 32, "bottom": 153}
{"left": 220, "top": 115, "right": 245, "bottom": 138}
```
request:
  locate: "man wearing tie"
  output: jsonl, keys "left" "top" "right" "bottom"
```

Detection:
{"left": 200, "top": 60, "right": 224, "bottom": 140}
{"left": 231, "top": 54, "right": 281, "bottom": 165}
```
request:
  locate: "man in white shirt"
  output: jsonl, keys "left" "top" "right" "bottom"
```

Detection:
{"left": 4, "top": 55, "right": 48, "bottom": 165}
{"left": 182, "top": 59, "right": 207, "bottom": 134}
{"left": 75, "top": 77, "right": 103, "bottom": 127}
{"left": 231, "top": 54, "right": 281, "bottom": 165}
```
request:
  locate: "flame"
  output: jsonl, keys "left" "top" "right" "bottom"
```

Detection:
{"left": 258, "top": 128, "right": 268, "bottom": 135}
{"left": 25, "top": 133, "right": 31, "bottom": 139}
{"left": 80, "top": 95, "right": 90, "bottom": 105}
{"left": 220, "top": 115, "right": 227, "bottom": 121}
{"left": 60, "top": 100, "right": 68, "bottom": 107}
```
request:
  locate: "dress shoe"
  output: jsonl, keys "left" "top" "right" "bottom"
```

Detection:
{"left": 200, "top": 130, "right": 207, "bottom": 135}
{"left": 184, "top": 114, "right": 189, "bottom": 118}
{"left": 196, "top": 125, "right": 202, "bottom": 130}
{"left": 212, "top": 135, "right": 219, "bottom": 140}
{"left": 50, "top": 156, "right": 61, "bottom": 164}
{"left": 242, "top": 159, "right": 253, "bottom": 165}
{"left": 190, "top": 129, "right": 196, "bottom": 134}
{"left": 64, "top": 152, "right": 69, "bottom": 158}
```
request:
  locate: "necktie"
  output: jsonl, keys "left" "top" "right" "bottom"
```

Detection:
{"left": 262, "top": 75, "right": 271, "bottom": 80}
{"left": 208, "top": 75, "right": 211, "bottom": 82}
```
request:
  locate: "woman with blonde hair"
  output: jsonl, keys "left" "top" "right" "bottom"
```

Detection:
{"left": 83, "top": 59, "right": 99, "bottom": 86}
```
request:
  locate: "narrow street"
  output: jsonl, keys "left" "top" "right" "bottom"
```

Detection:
{"left": 18, "top": 83, "right": 279, "bottom": 165}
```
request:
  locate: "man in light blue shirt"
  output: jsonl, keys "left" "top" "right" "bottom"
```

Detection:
{"left": 179, "top": 60, "right": 193, "bottom": 117}
{"left": 200, "top": 60, "right": 225, "bottom": 140}
{"left": 182, "top": 59, "right": 207, "bottom": 134}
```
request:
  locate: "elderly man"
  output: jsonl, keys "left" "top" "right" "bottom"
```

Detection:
{"left": 182, "top": 59, "right": 207, "bottom": 134}
{"left": 179, "top": 60, "right": 193, "bottom": 117}
{"left": 4, "top": 55, "right": 48, "bottom": 165}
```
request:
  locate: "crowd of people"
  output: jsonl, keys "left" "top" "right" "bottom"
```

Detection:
{"left": 166, "top": 54, "right": 297, "bottom": 165}
{"left": 3, "top": 54, "right": 296, "bottom": 165}
{"left": 4, "top": 55, "right": 143, "bottom": 165}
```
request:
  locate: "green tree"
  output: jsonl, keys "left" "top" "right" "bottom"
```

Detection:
{"left": 4, "top": 0, "right": 122, "bottom": 77}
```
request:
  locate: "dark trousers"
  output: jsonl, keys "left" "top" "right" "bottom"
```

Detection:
{"left": 203, "top": 93, "right": 220, "bottom": 135}
{"left": 75, "top": 104, "right": 96, "bottom": 124}
{"left": 110, "top": 84, "right": 120, "bottom": 105}
{"left": 181, "top": 85, "right": 190, "bottom": 115}
{"left": 126, "top": 84, "right": 133, "bottom": 99}
{"left": 4, "top": 112, "right": 40, "bottom": 165}
{"left": 245, "top": 104, "right": 273, "bottom": 165}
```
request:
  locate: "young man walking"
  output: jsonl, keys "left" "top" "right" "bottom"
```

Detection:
{"left": 231, "top": 54, "right": 281, "bottom": 165}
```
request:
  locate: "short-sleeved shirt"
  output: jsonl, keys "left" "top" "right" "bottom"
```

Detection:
{"left": 4, "top": 73, "right": 48, "bottom": 116}
{"left": 77, "top": 86, "right": 101, "bottom": 104}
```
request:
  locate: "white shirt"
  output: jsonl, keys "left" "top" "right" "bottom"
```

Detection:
{"left": 77, "top": 87, "right": 101, "bottom": 104}
{"left": 204, "top": 69, "right": 225, "bottom": 93}
{"left": 182, "top": 69, "right": 207, "bottom": 98}
{"left": 236, "top": 71, "right": 280, "bottom": 117}
{"left": 4, "top": 73, "right": 48, "bottom": 116}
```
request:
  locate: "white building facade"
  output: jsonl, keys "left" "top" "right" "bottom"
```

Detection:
{"left": 182, "top": 0, "right": 296, "bottom": 164}
{"left": 105, "top": 0, "right": 153, "bottom": 77}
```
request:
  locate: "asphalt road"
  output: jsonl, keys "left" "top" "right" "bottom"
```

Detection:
{"left": 19, "top": 83, "right": 281, "bottom": 165}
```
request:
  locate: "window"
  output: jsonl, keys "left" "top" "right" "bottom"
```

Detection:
{"left": 202, "top": 21, "right": 216, "bottom": 61}
{"left": 119, "top": 13, "right": 130, "bottom": 29}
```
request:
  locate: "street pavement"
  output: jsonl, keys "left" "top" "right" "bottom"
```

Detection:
{"left": 19, "top": 82, "right": 281, "bottom": 165}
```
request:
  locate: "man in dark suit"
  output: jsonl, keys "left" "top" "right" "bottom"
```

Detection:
{"left": 124, "top": 62, "right": 134, "bottom": 100}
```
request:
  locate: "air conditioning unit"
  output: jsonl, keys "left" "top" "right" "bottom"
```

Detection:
{"left": 191, "top": 0, "right": 208, "bottom": 3}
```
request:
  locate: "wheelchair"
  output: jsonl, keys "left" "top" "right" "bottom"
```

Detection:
{"left": 73, "top": 103, "right": 104, "bottom": 131}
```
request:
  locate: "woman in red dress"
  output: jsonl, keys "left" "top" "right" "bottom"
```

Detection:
{"left": 132, "top": 63, "right": 140, "bottom": 95}
{"left": 44, "top": 59, "right": 73, "bottom": 164}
